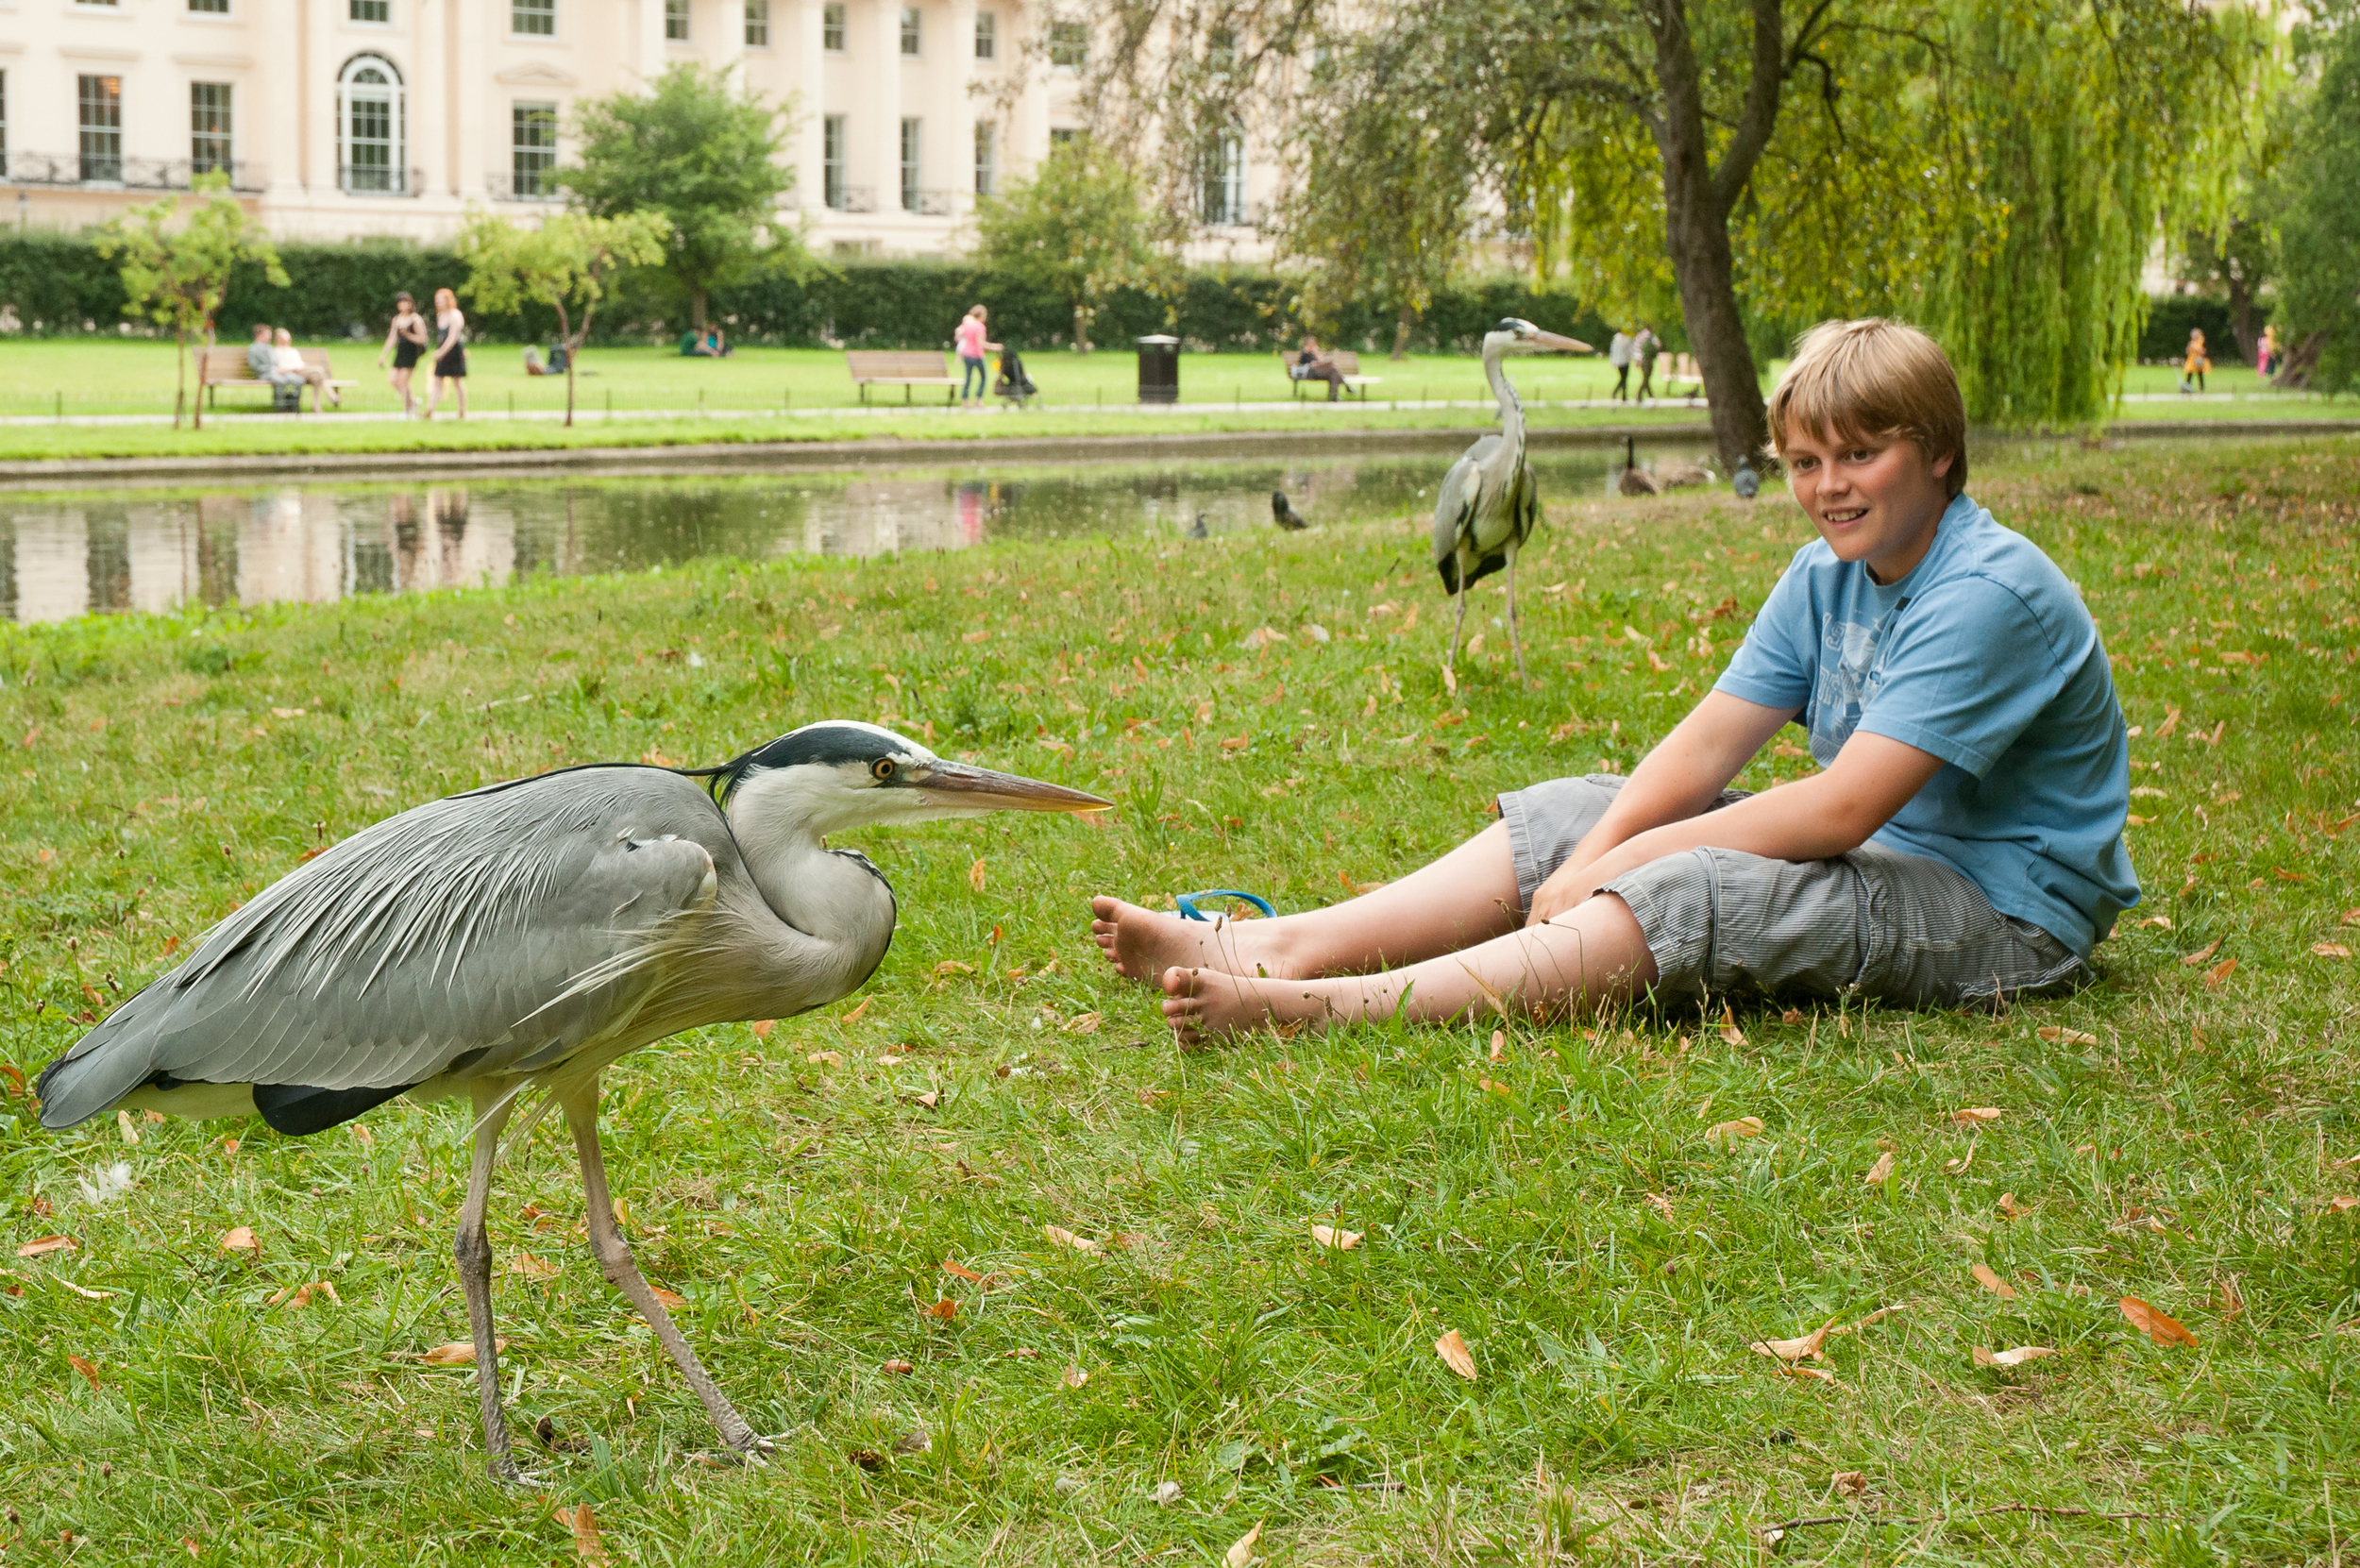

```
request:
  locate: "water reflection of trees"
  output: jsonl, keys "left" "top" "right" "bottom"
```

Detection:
{"left": 0, "top": 449, "right": 1650, "bottom": 624}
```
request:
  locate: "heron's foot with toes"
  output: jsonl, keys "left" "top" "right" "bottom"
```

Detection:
{"left": 1089, "top": 896, "right": 1305, "bottom": 986}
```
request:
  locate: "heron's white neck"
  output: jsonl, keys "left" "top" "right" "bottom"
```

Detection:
{"left": 720, "top": 768, "right": 897, "bottom": 949}
{"left": 1483, "top": 336, "right": 1527, "bottom": 477}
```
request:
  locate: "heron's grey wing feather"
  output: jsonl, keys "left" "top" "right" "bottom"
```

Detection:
{"left": 1432, "top": 447, "right": 1489, "bottom": 566}
{"left": 37, "top": 769, "right": 731, "bottom": 1128}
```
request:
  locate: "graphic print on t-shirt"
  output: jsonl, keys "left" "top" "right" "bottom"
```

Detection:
{"left": 1810, "top": 614, "right": 1887, "bottom": 762}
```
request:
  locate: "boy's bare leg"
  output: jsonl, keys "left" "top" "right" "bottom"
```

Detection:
{"left": 1158, "top": 891, "right": 1658, "bottom": 1045}
{"left": 1091, "top": 821, "right": 1525, "bottom": 986}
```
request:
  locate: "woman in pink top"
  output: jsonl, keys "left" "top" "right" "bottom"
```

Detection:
{"left": 955, "top": 305, "right": 1002, "bottom": 408}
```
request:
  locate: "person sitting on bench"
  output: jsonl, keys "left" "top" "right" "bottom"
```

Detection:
{"left": 249, "top": 324, "right": 333, "bottom": 412}
{"left": 1291, "top": 335, "right": 1348, "bottom": 402}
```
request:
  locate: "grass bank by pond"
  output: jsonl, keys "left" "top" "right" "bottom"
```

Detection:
{"left": 0, "top": 438, "right": 2354, "bottom": 1563}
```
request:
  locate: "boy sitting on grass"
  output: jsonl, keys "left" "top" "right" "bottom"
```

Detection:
{"left": 1091, "top": 318, "right": 2139, "bottom": 1042}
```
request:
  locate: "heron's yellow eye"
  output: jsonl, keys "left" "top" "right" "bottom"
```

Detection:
{"left": 871, "top": 758, "right": 897, "bottom": 781}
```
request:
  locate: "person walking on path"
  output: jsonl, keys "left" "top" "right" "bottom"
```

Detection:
{"left": 1633, "top": 326, "right": 1660, "bottom": 400}
{"left": 2179, "top": 328, "right": 2210, "bottom": 395}
{"left": 423, "top": 287, "right": 469, "bottom": 420}
{"left": 377, "top": 292, "right": 430, "bottom": 416}
{"left": 2255, "top": 324, "right": 2278, "bottom": 384}
{"left": 955, "top": 306, "right": 1002, "bottom": 408}
{"left": 1609, "top": 328, "right": 1635, "bottom": 400}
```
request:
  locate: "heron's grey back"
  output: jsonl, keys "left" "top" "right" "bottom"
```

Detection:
{"left": 37, "top": 768, "right": 732, "bottom": 1129}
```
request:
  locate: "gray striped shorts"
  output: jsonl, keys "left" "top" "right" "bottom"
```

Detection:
{"left": 1497, "top": 774, "right": 2092, "bottom": 1011}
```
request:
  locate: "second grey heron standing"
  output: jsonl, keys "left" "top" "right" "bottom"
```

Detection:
{"left": 1432, "top": 318, "right": 1590, "bottom": 681}
{"left": 35, "top": 722, "right": 1107, "bottom": 1480}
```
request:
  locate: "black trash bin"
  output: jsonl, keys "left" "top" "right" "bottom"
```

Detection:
{"left": 1137, "top": 334, "right": 1179, "bottom": 404}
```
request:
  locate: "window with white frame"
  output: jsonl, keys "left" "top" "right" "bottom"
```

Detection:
{"left": 973, "top": 11, "right": 996, "bottom": 59}
{"left": 512, "top": 102, "right": 556, "bottom": 195}
{"left": 899, "top": 117, "right": 919, "bottom": 211}
{"left": 1199, "top": 129, "right": 1242, "bottom": 226}
{"left": 513, "top": 0, "right": 554, "bottom": 36}
{"left": 666, "top": 0, "right": 688, "bottom": 41}
{"left": 75, "top": 0, "right": 120, "bottom": 8}
{"left": 972, "top": 121, "right": 993, "bottom": 197}
{"left": 744, "top": 0, "right": 768, "bottom": 45}
{"left": 822, "top": 2, "right": 846, "bottom": 51}
{"left": 191, "top": 83, "right": 233, "bottom": 174}
{"left": 900, "top": 7, "right": 921, "bottom": 55}
{"left": 1049, "top": 21, "right": 1087, "bottom": 68}
{"left": 822, "top": 114, "right": 846, "bottom": 209}
{"left": 78, "top": 76, "right": 123, "bottom": 182}
{"left": 338, "top": 54, "right": 405, "bottom": 193}
{"left": 350, "top": 0, "right": 390, "bottom": 21}
{"left": 189, "top": 0, "right": 232, "bottom": 13}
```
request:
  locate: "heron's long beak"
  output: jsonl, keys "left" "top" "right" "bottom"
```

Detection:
{"left": 912, "top": 760, "right": 1112, "bottom": 814}
{"left": 1532, "top": 330, "right": 1592, "bottom": 353}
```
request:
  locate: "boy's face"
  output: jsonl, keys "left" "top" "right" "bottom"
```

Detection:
{"left": 1781, "top": 425, "right": 1954, "bottom": 584}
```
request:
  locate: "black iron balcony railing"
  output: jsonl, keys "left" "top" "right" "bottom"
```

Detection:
{"left": 339, "top": 163, "right": 425, "bottom": 196}
{"left": 484, "top": 171, "right": 563, "bottom": 201}
{"left": 901, "top": 187, "right": 961, "bottom": 216}
{"left": 0, "top": 150, "right": 265, "bottom": 192}
{"left": 824, "top": 183, "right": 876, "bottom": 213}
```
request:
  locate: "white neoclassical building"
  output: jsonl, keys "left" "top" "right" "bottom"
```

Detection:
{"left": 0, "top": 0, "right": 1280, "bottom": 259}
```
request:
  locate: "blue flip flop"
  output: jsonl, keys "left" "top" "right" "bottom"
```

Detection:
{"left": 1175, "top": 889, "right": 1276, "bottom": 922}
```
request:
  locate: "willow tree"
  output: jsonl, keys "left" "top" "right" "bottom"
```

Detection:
{"left": 2272, "top": 6, "right": 2360, "bottom": 394}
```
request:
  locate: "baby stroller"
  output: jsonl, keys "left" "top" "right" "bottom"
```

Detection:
{"left": 994, "top": 345, "right": 1038, "bottom": 408}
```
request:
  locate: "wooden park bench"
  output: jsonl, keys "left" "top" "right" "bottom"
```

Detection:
{"left": 196, "top": 345, "right": 358, "bottom": 411}
{"left": 846, "top": 349, "right": 960, "bottom": 406}
{"left": 1654, "top": 352, "right": 1705, "bottom": 398}
{"left": 1275, "top": 347, "right": 1382, "bottom": 401}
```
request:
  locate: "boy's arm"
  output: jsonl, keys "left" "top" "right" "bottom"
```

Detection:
{"left": 1525, "top": 694, "right": 1942, "bottom": 925}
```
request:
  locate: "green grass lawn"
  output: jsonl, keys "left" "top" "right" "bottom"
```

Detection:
{"left": 1, "top": 438, "right": 2355, "bottom": 1563}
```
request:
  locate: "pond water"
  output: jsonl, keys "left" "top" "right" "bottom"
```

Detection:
{"left": 0, "top": 442, "right": 1711, "bottom": 625}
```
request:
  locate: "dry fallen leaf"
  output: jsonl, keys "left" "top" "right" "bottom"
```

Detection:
{"left": 1310, "top": 1223, "right": 1362, "bottom": 1251}
{"left": 2035, "top": 1026, "right": 2099, "bottom": 1046}
{"left": 66, "top": 1352, "right": 104, "bottom": 1390}
{"left": 1944, "top": 1140, "right": 1978, "bottom": 1175}
{"left": 554, "top": 1503, "right": 610, "bottom": 1566}
{"left": 2217, "top": 1277, "right": 2245, "bottom": 1318}
{"left": 969, "top": 858, "right": 987, "bottom": 893}
{"left": 1970, "top": 1263, "right": 2019, "bottom": 1300}
{"left": 1751, "top": 1318, "right": 1837, "bottom": 1362}
{"left": 840, "top": 998, "right": 871, "bottom": 1025}
{"left": 1061, "top": 1363, "right": 1089, "bottom": 1389}
{"left": 508, "top": 1254, "right": 560, "bottom": 1281}
{"left": 2203, "top": 957, "right": 2238, "bottom": 988}
{"left": 1998, "top": 1192, "right": 2029, "bottom": 1220}
{"left": 1718, "top": 1004, "right": 1746, "bottom": 1047}
{"left": 15, "top": 1235, "right": 77, "bottom": 1258}
{"left": 2312, "top": 942, "right": 2352, "bottom": 959}
{"left": 649, "top": 1286, "right": 688, "bottom": 1310}
{"left": 1861, "top": 1150, "right": 1895, "bottom": 1187}
{"left": 220, "top": 1226, "right": 259, "bottom": 1257}
{"left": 2180, "top": 938, "right": 2223, "bottom": 967}
{"left": 1043, "top": 1224, "right": 1100, "bottom": 1254}
{"left": 1224, "top": 1519, "right": 1265, "bottom": 1568}
{"left": 805, "top": 1050, "right": 844, "bottom": 1068}
{"left": 924, "top": 1297, "right": 958, "bottom": 1321}
{"left": 2120, "top": 1296, "right": 2199, "bottom": 1347}
{"left": 414, "top": 1340, "right": 499, "bottom": 1365}
{"left": 1434, "top": 1328, "right": 1477, "bottom": 1380}
{"left": 881, "top": 1358, "right": 916, "bottom": 1375}
{"left": 2328, "top": 1195, "right": 2359, "bottom": 1214}
{"left": 1831, "top": 1471, "right": 1868, "bottom": 1496}
{"left": 1972, "top": 1345, "right": 2056, "bottom": 1368}
{"left": 939, "top": 1258, "right": 987, "bottom": 1286}
{"left": 1776, "top": 1364, "right": 1838, "bottom": 1383}
{"left": 1707, "top": 1116, "right": 1765, "bottom": 1143}
{"left": 1951, "top": 1106, "right": 2004, "bottom": 1125}
{"left": 750, "top": 1019, "right": 776, "bottom": 1039}
{"left": 1488, "top": 1029, "right": 1507, "bottom": 1063}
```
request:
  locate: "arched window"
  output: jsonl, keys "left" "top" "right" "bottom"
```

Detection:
{"left": 338, "top": 55, "right": 408, "bottom": 194}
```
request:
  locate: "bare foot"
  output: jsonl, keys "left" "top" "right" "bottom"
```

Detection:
{"left": 1088, "top": 896, "right": 1302, "bottom": 987}
{"left": 1159, "top": 965, "right": 1345, "bottom": 1046}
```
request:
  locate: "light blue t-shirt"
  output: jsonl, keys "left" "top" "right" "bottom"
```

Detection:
{"left": 1715, "top": 492, "right": 2139, "bottom": 954}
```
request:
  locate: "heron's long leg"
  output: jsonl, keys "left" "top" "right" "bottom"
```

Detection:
{"left": 557, "top": 1084, "right": 767, "bottom": 1456}
{"left": 1505, "top": 548, "right": 1529, "bottom": 683}
{"left": 1446, "top": 569, "right": 1468, "bottom": 671}
{"left": 456, "top": 1084, "right": 523, "bottom": 1483}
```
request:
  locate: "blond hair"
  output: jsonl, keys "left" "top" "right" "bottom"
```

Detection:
{"left": 1767, "top": 319, "right": 1967, "bottom": 498}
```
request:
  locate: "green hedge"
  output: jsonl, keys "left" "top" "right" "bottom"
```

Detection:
{"left": 0, "top": 231, "right": 1609, "bottom": 355}
{"left": 2137, "top": 295, "right": 2246, "bottom": 365}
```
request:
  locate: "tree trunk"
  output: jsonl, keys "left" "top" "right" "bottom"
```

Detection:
{"left": 690, "top": 288, "right": 708, "bottom": 332}
{"left": 1646, "top": 0, "right": 1779, "bottom": 475}
{"left": 2274, "top": 329, "right": 2325, "bottom": 390}
{"left": 2226, "top": 272, "right": 2257, "bottom": 367}
{"left": 178, "top": 328, "right": 194, "bottom": 431}
{"left": 557, "top": 300, "right": 578, "bottom": 429}
{"left": 1391, "top": 303, "right": 1414, "bottom": 362}
{"left": 1071, "top": 300, "right": 1094, "bottom": 354}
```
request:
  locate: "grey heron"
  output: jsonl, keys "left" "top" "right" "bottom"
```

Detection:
{"left": 35, "top": 721, "right": 1107, "bottom": 1481}
{"left": 1433, "top": 318, "right": 1590, "bottom": 681}
{"left": 1271, "top": 490, "right": 1309, "bottom": 531}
